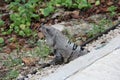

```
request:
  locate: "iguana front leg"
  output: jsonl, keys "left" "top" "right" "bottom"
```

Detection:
{"left": 40, "top": 49, "right": 63, "bottom": 68}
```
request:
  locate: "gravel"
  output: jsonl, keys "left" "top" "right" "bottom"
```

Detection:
{"left": 17, "top": 65, "right": 63, "bottom": 80}
{"left": 85, "top": 26, "right": 120, "bottom": 51}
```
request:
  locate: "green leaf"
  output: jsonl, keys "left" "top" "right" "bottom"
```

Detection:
{"left": 2, "top": 32, "right": 7, "bottom": 35}
{"left": 9, "top": 37, "right": 15, "bottom": 42}
{"left": 31, "top": 14, "right": 39, "bottom": 19}
{"left": 26, "top": 22, "right": 31, "bottom": 27}
{"left": 5, "top": 29, "right": 13, "bottom": 35}
{"left": 22, "top": 0, "right": 26, "bottom": 3}
{"left": 7, "top": 70, "right": 19, "bottom": 79}
{"left": 41, "top": 6, "right": 54, "bottom": 16}
{"left": 20, "top": 24, "right": 26, "bottom": 30}
{"left": 10, "top": 13, "right": 19, "bottom": 21}
{"left": 23, "top": 28, "right": 32, "bottom": 36}
{"left": 0, "top": 37, "right": 4, "bottom": 44}
{"left": 95, "top": 0, "right": 100, "bottom": 5}
{"left": 19, "top": 31, "right": 25, "bottom": 36}
{"left": 78, "top": 0, "right": 91, "bottom": 9}
{"left": 108, "top": 6, "right": 117, "bottom": 12}
{"left": 64, "top": 0, "right": 72, "bottom": 8}
{"left": 0, "top": 20, "right": 4, "bottom": 27}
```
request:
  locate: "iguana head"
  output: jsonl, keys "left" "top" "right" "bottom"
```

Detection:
{"left": 40, "top": 24, "right": 57, "bottom": 47}
{"left": 40, "top": 24, "right": 56, "bottom": 37}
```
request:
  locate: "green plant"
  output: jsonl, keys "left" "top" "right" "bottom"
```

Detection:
{"left": 87, "top": 24, "right": 104, "bottom": 37}
{"left": 0, "top": 38, "right": 4, "bottom": 50}
{"left": 0, "top": 37, "right": 4, "bottom": 44}
{"left": 41, "top": 0, "right": 91, "bottom": 16}
{"left": 76, "top": 0, "right": 91, "bottom": 9}
{"left": 87, "top": 19, "right": 112, "bottom": 38}
{"left": 3, "top": 0, "right": 40, "bottom": 37}
{"left": 8, "top": 37, "right": 16, "bottom": 42}
{"left": 40, "top": 5, "right": 54, "bottom": 17}
{"left": 59, "top": 0, "right": 91, "bottom": 9}
{"left": 59, "top": 0, "right": 73, "bottom": 9}
{"left": 95, "top": 0, "right": 100, "bottom": 5}
{"left": 34, "top": 40, "right": 51, "bottom": 58}
{"left": 0, "top": 19, "right": 4, "bottom": 26}
{"left": 3, "top": 0, "right": 92, "bottom": 36}
{"left": 0, "top": 37, "right": 4, "bottom": 48}
{"left": 1, "top": 55, "right": 22, "bottom": 79}
{"left": 4, "top": 69, "right": 19, "bottom": 80}
{"left": 21, "top": 39, "right": 51, "bottom": 58}
{"left": 108, "top": 6, "right": 117, "bottom": 17}
{"left": 3, "top": 55, "right": 22, "bottom": 68}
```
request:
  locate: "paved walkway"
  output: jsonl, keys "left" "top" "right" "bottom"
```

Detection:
{"left": 67, "top": 47, "right": 120, "bottom": 80}
{"left": 41, "top": 35, "right": 120, "bottom": 80}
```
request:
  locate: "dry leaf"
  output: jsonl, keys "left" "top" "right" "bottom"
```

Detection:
{"left": 3, "top": 47, "right": 11, "bottom": 54}
{"left": 101, "top": 0, "right": 105, "bottom": 3}
{"left": 100, "top": 7, "right": 107, "bottom": 12}
{"left": 22, "top": 57, "right": 38, "bottom": 66}
{"left": 1, "top": 13, "right": 9, "bottom": 21}
{"left": 19, "top": 39, "right": 26, "bottom": 46}
{"left": 71, "top": 10, "right": 80, "bottom": 19}
{"left": 8, "top": 43, "right": 17, "bottom": 50}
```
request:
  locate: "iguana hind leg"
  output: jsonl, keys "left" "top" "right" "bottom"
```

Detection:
{"left": 40, "top": 49, "right": 63, "bottom": 68}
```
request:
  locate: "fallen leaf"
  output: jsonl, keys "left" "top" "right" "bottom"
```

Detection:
{"left": 101, "top": 7, "right": 108, "bottom": 12}
{"left": 31, "top": 23, "right": 40, "bottom": 30}
{"left": 1, "top": 13, "right": 9, "bottom": 21}
{"left": 101, "top": 0, "right": 105, "bottom": 3}
{"left": 22, "top": 57, "right": 38, "bottom": 66}
{"left": 8, "top": 43, "right": 17, "bottom": 50}
{"left": 118, "top": 1, "right": 120, "bottom": 5}
{"left": 3, "top": 47, "right": 11, "bottom": 54}
{"left": 19, "top": 39, "right": 26, "bottom": 46}
{"left": 63, "top": 11, "right": 71, "bottom": 20}
{"left": 71, "top": 10, "right": 80, "bottom": 19}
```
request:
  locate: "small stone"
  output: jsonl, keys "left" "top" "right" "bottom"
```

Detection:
{"left": 27, "top": 74, "right": 32, "bottom": 78}
{"left": 107, "top": 1, "right": 113, "bottom": 5}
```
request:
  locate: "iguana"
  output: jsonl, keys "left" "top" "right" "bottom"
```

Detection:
{"left": 17, "top": 25, "right": 88, "bottom": 80}
{"left": 40, "top": 24, "right": 88, "bottom": 68}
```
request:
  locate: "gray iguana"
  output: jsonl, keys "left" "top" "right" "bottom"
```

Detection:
{"left": 40, "top": 25, "right": 88, "bottom": 68}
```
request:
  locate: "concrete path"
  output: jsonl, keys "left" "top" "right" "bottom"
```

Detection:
{"left": 67, "top": 47, "right": 120, "bottom": 80}
{"left": 41, "top": 35, "right": 120, "bottom": 80}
